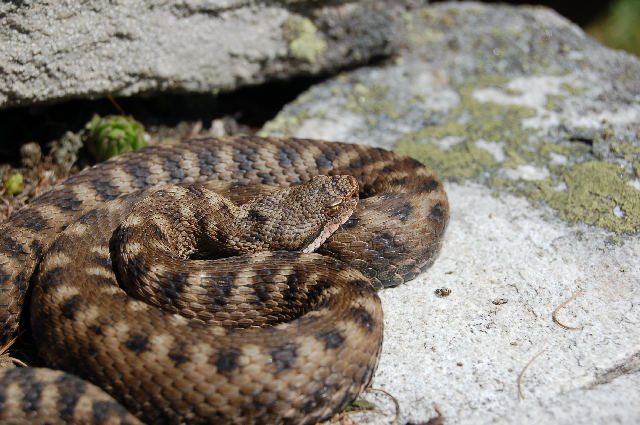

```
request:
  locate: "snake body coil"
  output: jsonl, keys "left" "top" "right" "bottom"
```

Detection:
{"left": 0, "top": 136, "right": 449, "bottom": 424}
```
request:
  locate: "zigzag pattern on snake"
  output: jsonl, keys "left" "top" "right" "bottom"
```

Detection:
{"left": 0, "top": 136, "right": 449, "bottom": 424}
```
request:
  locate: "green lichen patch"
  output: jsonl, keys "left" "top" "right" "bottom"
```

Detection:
{"left": 533, "top": 161, "right": 640, "bottom": 234}
{"left": 345, "top": 83, "right": 399, "bottom": 120}
{"left": 546, "top": 93, "right": 566, "bottom": 112}
{"left": 396, "top": 136, "right": 496, "bottom": 180}
{"left": 282, "top": 16, "right": 327, "bottom": 63}
{"left": 395, "top": 77, "right": 538, "bottom": 180}
{"left": 559, "top": 83, "right": 586, "bottom": 96}
{"left": 611, "top": 141, "right": 640, "bottom": 176}
{"left": 258, "top": 110, "right": 309, "bottom": 137}
{"left": 394, "top": 75, "right": 640, "bottom": 234}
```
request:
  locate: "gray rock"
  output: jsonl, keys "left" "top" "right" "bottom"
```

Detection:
{"left": 259, "top": 2, "right": 640, "bottom": 424}
{"left": 0, "top": 0, "right": 407, "bottom": 108}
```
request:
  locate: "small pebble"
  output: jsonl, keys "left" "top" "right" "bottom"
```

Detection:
{"left": 20, "top": 142, "right": 42, "bottom": 168}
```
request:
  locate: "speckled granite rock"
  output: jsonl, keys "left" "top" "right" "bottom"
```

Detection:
{"left": 0, "top": 0, "right": 406, "bottom": 108}
{"left": 260, "top": 3, "right": 640, "bottom": 424}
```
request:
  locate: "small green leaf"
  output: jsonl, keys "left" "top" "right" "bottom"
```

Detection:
{"left": 5, "top": 173, "right": 23, "bottom": 195}
{"left": 344, "top": 399, "right": 376, "bottom": 412}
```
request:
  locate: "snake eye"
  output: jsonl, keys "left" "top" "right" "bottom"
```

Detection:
{"left": 327, "top": 199, "right": 343, "bottom": 216}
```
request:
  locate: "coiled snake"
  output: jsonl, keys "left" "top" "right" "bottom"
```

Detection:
{"left": 0, "top": 136, "right": 449, "bottom": 424}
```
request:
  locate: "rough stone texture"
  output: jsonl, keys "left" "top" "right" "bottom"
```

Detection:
{"left": 259, "top": 3, "right": 640, "bottom": 424}
{"left": 261, "top": 2, "right": 640, "bottom": 236}
{"left": 0, "top": 0, "right": 407, "bottom": 108}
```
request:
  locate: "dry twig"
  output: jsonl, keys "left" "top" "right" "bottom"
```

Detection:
{"left": 0, "top": 334, "right": 28, "bottom": 368}
{"left": 552, "top": 289, "right": 583, "bottom": 330}
{"left": 517, "top": 349, "right": 545, "bottom": 400}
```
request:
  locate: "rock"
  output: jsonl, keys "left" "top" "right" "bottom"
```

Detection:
{"left": 260, "top": 3, "right": 640, "bottom": 424}
{"left": 19, "top": 142, "right": 42, "bottom": 168}
{"left": 0, "top": 0, "right": 407, "bottom": 108}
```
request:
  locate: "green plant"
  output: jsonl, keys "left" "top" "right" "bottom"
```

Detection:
{"left": 85, "top": 114, "right": 147, "bottom": 161}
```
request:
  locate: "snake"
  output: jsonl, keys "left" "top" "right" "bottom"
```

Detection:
{"left": 0, "top": 136, "right": 449, "bottom": 424}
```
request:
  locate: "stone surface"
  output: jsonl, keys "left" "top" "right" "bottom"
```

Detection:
{"left": 259, "top": 2, "right": 640, "bottom": 424}
{"left": 0, "top": 0, "right": 407, "bottom": 108}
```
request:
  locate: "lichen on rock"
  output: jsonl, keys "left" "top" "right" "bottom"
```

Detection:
{"left": 282, "top": 15, "right": 327, "bottom": 63}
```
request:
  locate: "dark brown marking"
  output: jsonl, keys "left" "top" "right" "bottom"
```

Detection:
{"left": 392, "top": 202, "right": 413, "bottom": 222}
{"left": 372, "top": 231, "right": 397, "bottom": 251}
{"left": 316, "top": 329, "right": 345, "bottom": 350}
{"left": 30, "top": 239, "right": 44, "bottom": 259}
{"left": 350, "top": 307, "right": 375, "bottom": 332}
{"left": 421, "top": 179, "right": 439, "bottom": 193}
{"left": 248, "top": 208, "right": 269, "bottom": 222}
{"left": 349, "top": 158, "right": 364, "bottom": 170}
{"left": 215, "top": 347, "right": 241, "bottom": 372}
{"left": 0, "top": 235, "right": 26, "bottom": 258}
{"left": 123, "top": 161, "right": 152, "bottom": 189}
{"left": 169, "top": 352, "right": 190, "bottom": 366}
{"left": 219, "top": 203, "right": 231, "bottom": 215}
{"left": 62, "top": 189, "right": 84, "bottom": 212}
{"left": 167, "top": 271, "right": 190, "bottom": 296}
{"left": 91, "top": 254, "right": 112, "bottom": 270}
{"left": 0, "top": 265, "right": 10, "bottom": 284}
{"left": 315, "top": 150, "right": 337, "bottom": 168}
{"left": 61, "top": 295, "right": 82, "bottom": 320}
{"left": 148, "top": 223, "right": 169, "bottom": 243}
{"left": 243, "top": 232, "right": 264, "bottom": 244}
{"left": 168, "top": 340, "right": 190, "bottom": 366}
{"left": 125, "top": 333, "right": 150, "bottom": 353}
{"left": 234, "top": 144, "right": 259, "bottom": 173}
{"left": 196, "top": 148, "right": 219, "bottom": 176}
{"left": 392, "top": 176, "right": 408, "bottom": 186}
{"left": 431, "top": 203, "right": 444, "bottom": 218}
{"left": 252, "top": 279, "right": 270, "bottom": 304}
{"left": 203, "top": 275, "right": 233, "bottom": 307}
{"left": 88, "top": 324, "right": 103, "bottom": 335}
{"left": 56, "top": 372, "right": 86, "bottom": 421}
{"left": 112, "top": 225, "right": 134, "bottom": 247}
{"left": 258, "top": 172, "right": 276, "bottom": 184}
{"left": 271, "top": 342, "right": 298, "bottom": 373}
{"left": 77, "top": 208, "right": 107, "bottom": 226}
{"left": 186, "top": 185, "right": 205, "bottom": 197}
{"left": 11, "top": 209, "right": 49, "bottom": 232}
{"left": 350, "top": 279, "right": 372, "bottom": 291}
{"left": 18, "top": 368, "right": 43, "bottom": 414}
{"left": 215, "top": 229, "right": 228, "bottom": 245}
{"left": 277, "top": 145, "right": 300, "bottom": 168}
{"left": 91, "top": 178, "right": 121, "bottom": 201}
{"left": 162, "top": 155, "right": 184, "bottom": 183}
{"left": 92, "top": 276, "right": 118, "bottom": 288}
{"left": 92, "top": 400, "right": 131, "bottom": 424}
{"left": 281, "top": 272, "right": 302, "bottom": 306}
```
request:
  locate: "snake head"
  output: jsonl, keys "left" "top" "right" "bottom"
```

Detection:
{"left": 238, "top": 175, "right": 359, "bottom": 254}
{"left": 299, "top": 175, "right": 359, "bottom": 253}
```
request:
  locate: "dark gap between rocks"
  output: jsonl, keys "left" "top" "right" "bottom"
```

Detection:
{"left": 0, "top": 75, "right": 326, "bottom": 163}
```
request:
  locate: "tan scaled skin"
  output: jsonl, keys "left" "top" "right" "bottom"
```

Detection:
{"left": 110, "top": 175, "right": 359, "bottom": 324}
{"left": 0, "top": 136, "right": 449, "bottom": 424}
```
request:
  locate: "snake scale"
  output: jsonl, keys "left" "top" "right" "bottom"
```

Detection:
{"left": 0, "top": 136, "right": 449, "bottom": 424}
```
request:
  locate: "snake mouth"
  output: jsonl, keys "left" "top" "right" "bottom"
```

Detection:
{"left": 302, "top": 193, "right": 358, "bottom": 254}
{"left": 301, "top": 217, "right": 346, "bottom": 254}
